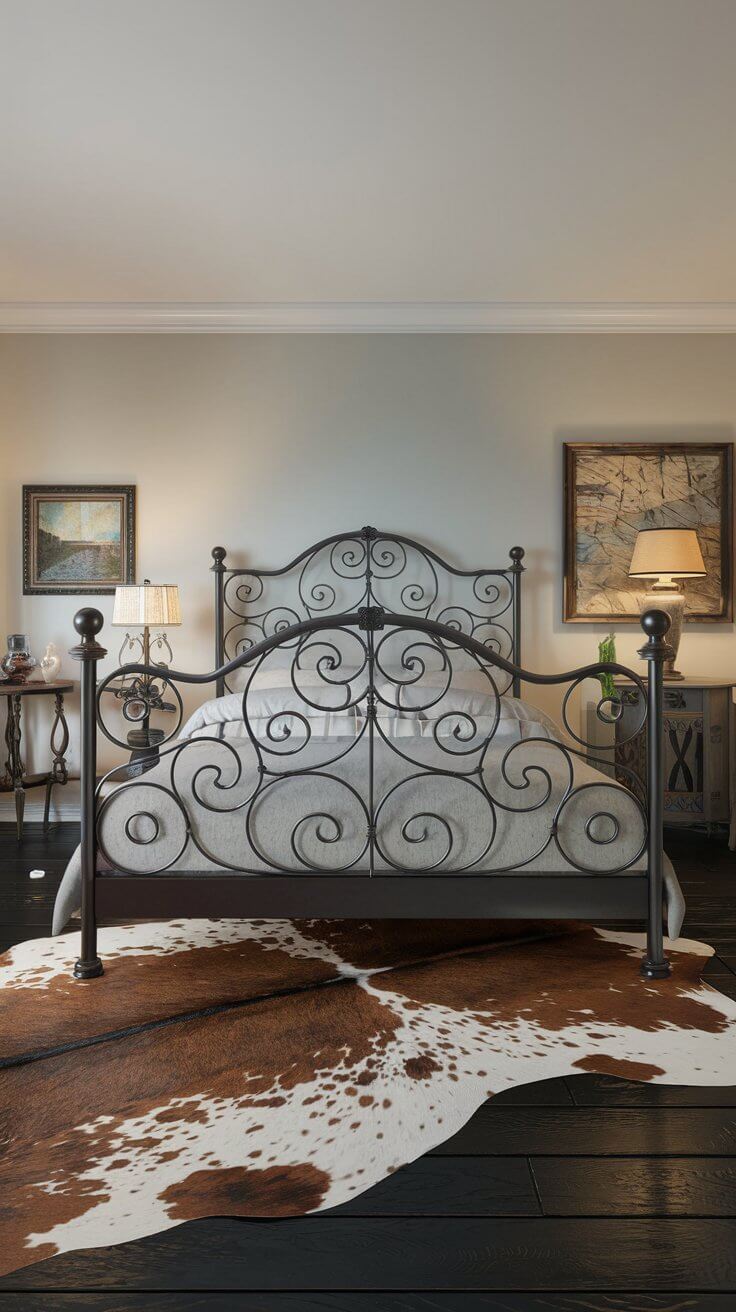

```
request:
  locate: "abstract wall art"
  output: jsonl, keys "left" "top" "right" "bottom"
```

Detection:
{"left": 563, "top": 443, "right": 732, "bottom": 622}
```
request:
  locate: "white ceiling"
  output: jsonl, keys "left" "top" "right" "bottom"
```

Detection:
{"left": 2, "top": 0, "right": 736, "bottom": 314}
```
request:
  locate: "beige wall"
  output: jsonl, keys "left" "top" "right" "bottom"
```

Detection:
{"left": 1, "top": 333, "right": 735, "bottom": 793}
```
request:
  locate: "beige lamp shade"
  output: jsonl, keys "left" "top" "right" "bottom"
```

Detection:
{"left": 628, "top": 528, "right": 706, "bottom": 581}
{"left": 112, "top": 581, "right": 182, "bottom": 627}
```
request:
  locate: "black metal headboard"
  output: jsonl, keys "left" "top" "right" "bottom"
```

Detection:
{"left": 211, "top": 528, "right": 524, "bottom": 698}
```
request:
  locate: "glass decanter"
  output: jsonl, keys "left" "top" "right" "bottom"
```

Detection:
{"left": 1, "top": 635, "right": 37, "bottom": 684}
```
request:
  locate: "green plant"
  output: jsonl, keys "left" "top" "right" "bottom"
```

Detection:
{"left": 597, "top": 632, "right": 617, "bottom": 702}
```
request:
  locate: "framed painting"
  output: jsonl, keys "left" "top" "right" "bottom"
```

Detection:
{"left": 563, "top": 443, "right": 733, "bottom": 622}
{"left": 23, "top": 486, "right": 136, "bottom": 595}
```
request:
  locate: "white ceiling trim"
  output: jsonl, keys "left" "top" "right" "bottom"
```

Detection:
{"left": 3, "top": 302, "right": 736, "bottom": 333}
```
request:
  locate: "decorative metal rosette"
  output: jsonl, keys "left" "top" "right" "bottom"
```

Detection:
{"left": 96, "top": 667, "right": 184, "bottom": 750}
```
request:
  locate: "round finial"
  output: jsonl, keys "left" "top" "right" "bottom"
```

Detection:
{"left": 641, "top": 607, "right": 671, "bottom": 638}
{"left": 510, "top": 546, "right": 525, "bottom": 564}
{"left": 73, "top": 607, "right": 104, "bottom": 639}
{"left": 211, "top": 546, "right": 226, "bottom": 567}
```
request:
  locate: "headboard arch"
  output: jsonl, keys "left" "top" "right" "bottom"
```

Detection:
{"left": 211, "top": 528, "right": 524, "bottom": 697}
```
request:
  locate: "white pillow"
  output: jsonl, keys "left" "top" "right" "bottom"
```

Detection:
{"left": 186, "top": 714, "right": 425, "bottom": 743}
{"left": 179, "top": 676, "right": 354, "bottom": 739}
{"left": 181, "top": 670, "right": 561, "bottom": 745}
{"left": 180, "top": 668, "right": 364, "bottom": 740}
{"left": 376, "top": 669, "right": 561, "bottom": 739}
{"left": 187, "top": 713, "right": 360, "bottom": 741}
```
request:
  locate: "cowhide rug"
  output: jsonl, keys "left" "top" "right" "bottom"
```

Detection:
{"left": 1, "top": 917, "right": 735, "bottom": 1277}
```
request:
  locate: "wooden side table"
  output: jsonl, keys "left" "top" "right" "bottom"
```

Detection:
{"left": 0, "top": 681, "right": 74, "bottom": 838}
{"left": 614, "top": 676, "right": 736, "bottom": 832}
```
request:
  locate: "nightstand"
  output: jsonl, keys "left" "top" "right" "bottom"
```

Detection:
{"left": 613, "top": 677, "right": 736, "bottom": 832}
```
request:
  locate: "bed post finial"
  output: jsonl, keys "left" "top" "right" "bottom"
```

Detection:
{"left": 639, "top": 607, "right": 671, "bottom": 646}
{"left": 509, "top": 546, "right": 525, "bottom": 569}
{"left": 71, "top": 606, "right": 105, "bottom": 647}
{"left": 211, "top": 546, "right": 227, "bottom": 570}
{"left": 70, "top": 608, "right": 106, "bottom": 980}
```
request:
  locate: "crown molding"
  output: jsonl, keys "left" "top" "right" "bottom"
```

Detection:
{"left": 2, "top": 301, "right": 736, "bottom": 333}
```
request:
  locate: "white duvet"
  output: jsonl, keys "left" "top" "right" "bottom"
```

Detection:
{"left": 52, "top": 675, "right": 685, "bottom": 939}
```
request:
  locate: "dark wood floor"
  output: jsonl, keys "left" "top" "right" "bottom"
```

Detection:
{"left": 1, "top": 823, "right": 736, "bottom": 1311}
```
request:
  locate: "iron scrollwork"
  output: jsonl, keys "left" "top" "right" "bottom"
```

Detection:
{"left": 95, "top": 548, "right": 650, "bottom": 883}
{"left": 219, "top": 528, "right": 521, "bottom": 693}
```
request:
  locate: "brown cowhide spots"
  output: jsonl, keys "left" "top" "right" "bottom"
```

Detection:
{"left": 573, "top": 1054, "right": 666, "bottom": 1081}
{"left": 369, "top": 925, "right": 729, "bottom": 1036}
{"left": 0, "top": 918, "right": 735, "bottom": 1279}
{"left": 404, "top": 1055, "right": 443, "bottom": 1079}
{"left": 0, "top": 920, "right": 346, "bottom": 1060}
{"left": 159, "top": 1162, "right": 330, "bottom": 1220}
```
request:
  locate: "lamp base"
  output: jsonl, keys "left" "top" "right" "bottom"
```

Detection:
{"left": 642, "top": 588, "right": 684, "bottom": 679}
{"left": 127, "top": 726, "right": 165, "bottom": 769}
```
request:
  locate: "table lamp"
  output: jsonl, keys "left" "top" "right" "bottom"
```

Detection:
{"left": 111, "top": 580, "right": 182, "bottom": 758}
{"left": 628, "top": 528, "right": 705, "bottom": 680}
{"left": 112, "top": 580, "right": 182, "bottom": 669}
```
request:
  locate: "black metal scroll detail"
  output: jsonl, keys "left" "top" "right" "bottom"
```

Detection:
{"left": 358, "top": 606, "right": 385, "bottom": 631}
{"left": 94, "top": 607, "right": 650, "bottom": 882}
{"left": 219, "top": 528, "right": 521, "bottom": 693}
{"left": 96, "top": 671, "right": 184, "bottom": 750}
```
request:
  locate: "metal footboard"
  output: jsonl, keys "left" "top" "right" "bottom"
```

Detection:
{"left": 69, "top": 602, "right": 673, "bottom": 982}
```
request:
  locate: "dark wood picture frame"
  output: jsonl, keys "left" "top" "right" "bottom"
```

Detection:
{"left": 23, "top": 485, "right": 136, "bottom": 596}
{"left": 563, "top": 443, "right": 733, "bottom": 623}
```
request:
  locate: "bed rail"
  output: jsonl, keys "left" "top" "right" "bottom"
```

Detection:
{"left": 69, "top": 604, "right": 673, "bottom": 983}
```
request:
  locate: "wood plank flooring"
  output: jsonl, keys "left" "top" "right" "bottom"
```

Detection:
{"left": 1, "top": 823, "right": 735, "bottom": 1308}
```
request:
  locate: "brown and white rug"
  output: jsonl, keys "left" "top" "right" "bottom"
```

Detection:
{"left": 1, "top": 917, "right": 735, "bottom": 1277}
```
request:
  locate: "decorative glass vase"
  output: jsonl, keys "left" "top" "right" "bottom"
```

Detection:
{"left": 40, "top": 642, "right": 62, "bottom": 683}
{"left": 1, "top": 635, "right": 37, "bottom": 684}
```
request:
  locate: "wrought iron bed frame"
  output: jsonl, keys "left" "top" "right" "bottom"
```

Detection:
{"left": 68, "top": 527, "right": 673, "bottom": 983}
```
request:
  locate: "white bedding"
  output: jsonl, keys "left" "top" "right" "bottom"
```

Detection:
{"left": 53, "top": 676, "right": 685, "bottom": 939}
{"left": 180, "top": 683, "right": 561, "bottom": 744}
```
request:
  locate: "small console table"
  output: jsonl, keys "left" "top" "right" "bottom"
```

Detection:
{"left": 0, "top": 681, "right": 74, "bottom": 839}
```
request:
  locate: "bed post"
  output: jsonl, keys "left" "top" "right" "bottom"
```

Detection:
{"left": 638, "top": 607, "right": 672, "bottom": 980}
{"left": 70, "top": 608, "right": 106, "bottom": 980}
{"left": 212, "top": 547, "right": 227, "bottom": 698}
{"left": 509, "top": 546, "right": 525, "bottom": 697}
